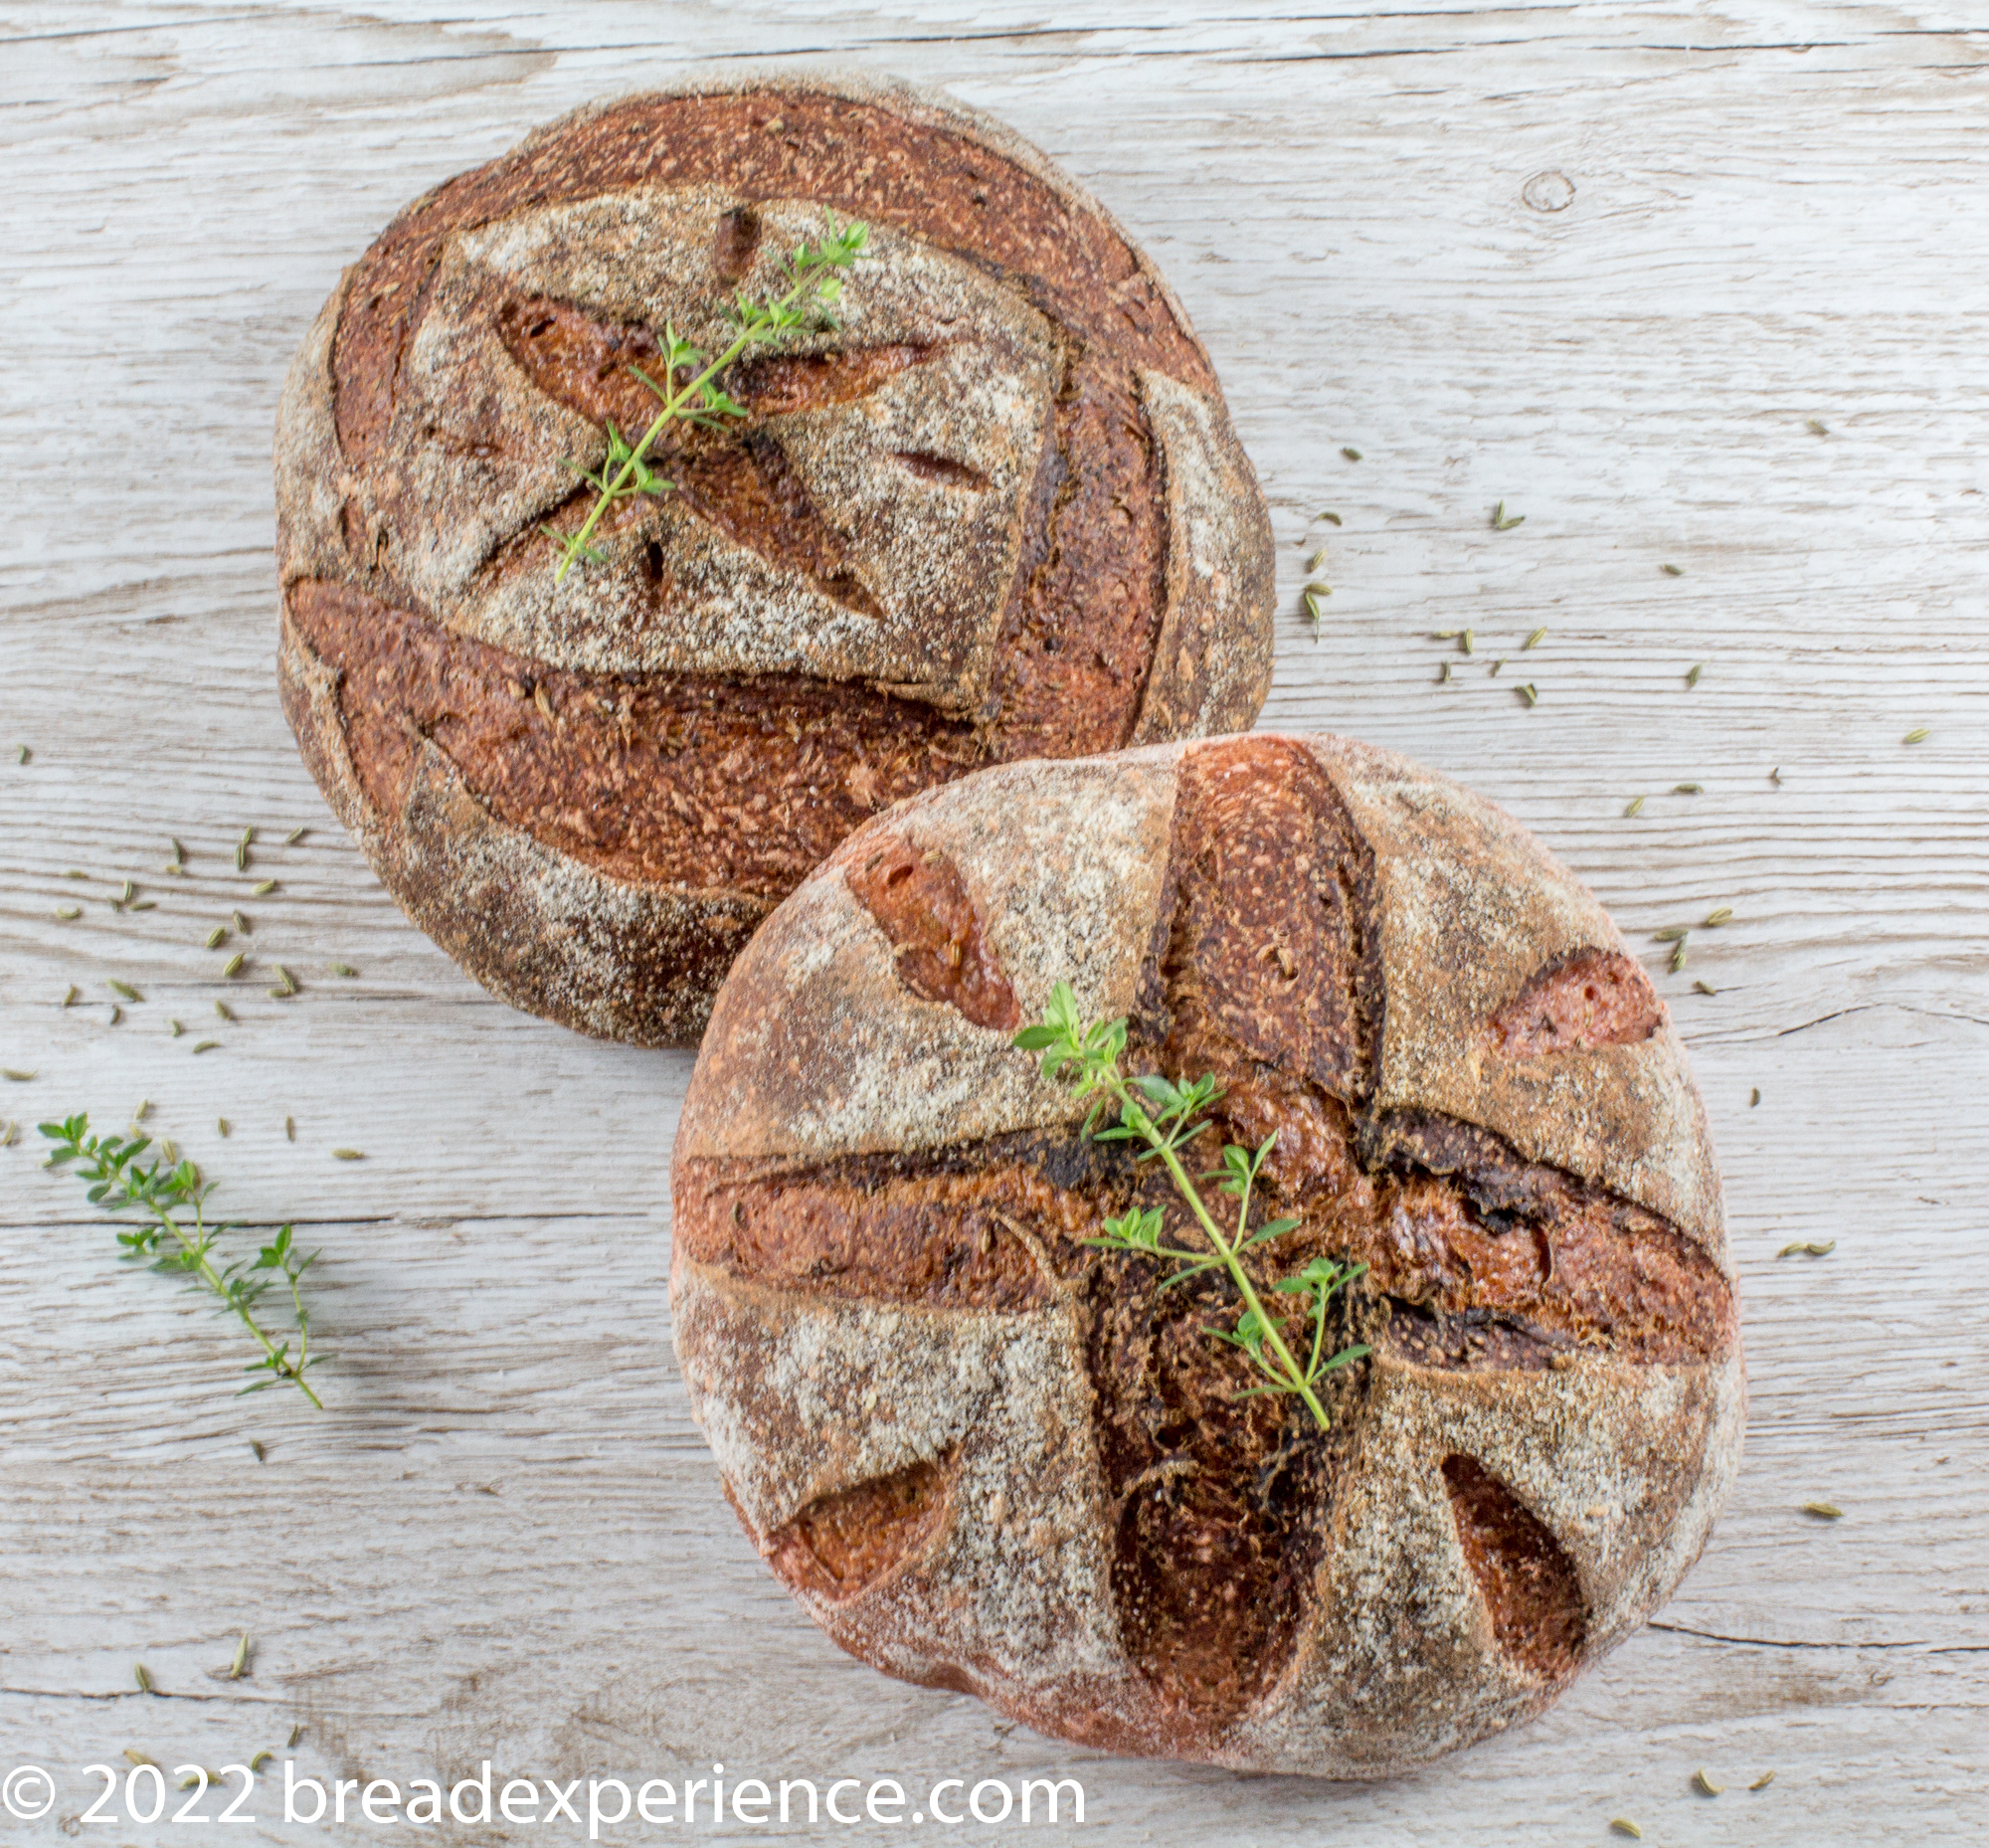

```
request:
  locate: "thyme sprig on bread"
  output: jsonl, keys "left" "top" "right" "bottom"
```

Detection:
{"left": 40, "top": 1115, "right": 327, "bottom": 1407}
{"left": 544, "top": 215, "right": 869, "bottom": 578}
{"left": 1017, "top": 983, "right": 1368, "bottom": 1429}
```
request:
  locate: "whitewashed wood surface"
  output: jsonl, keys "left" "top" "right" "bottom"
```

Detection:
{"left": 3, "top": 2, "right": 1985, "bottom": 1842}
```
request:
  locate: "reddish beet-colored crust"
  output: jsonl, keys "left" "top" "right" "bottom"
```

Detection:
{"left": 670, "top": 734, "right": 1742, "bottom": 1775}
{"left": 274, "top": 77, "right": 1274, "bottom": 1045}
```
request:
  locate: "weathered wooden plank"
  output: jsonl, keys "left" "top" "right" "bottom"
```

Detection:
{"left": 2, "top": 3, "right": 1985, "bottom": 1842}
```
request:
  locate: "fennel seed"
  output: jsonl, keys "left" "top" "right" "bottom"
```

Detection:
{"left": 1807, "top": 417, "right": 1828, "bottom": 435}
{"left": 206, "top": 925, "right": 227, "bottom": 949}
{"left": 217, "top": 1119, "right": 230, "bottom": 1138}
{"left": 4, "top": 1068, "right": 41, "bottom": 1083}
{"left": 109, "top": 981, "right": 142, "bottom": 1002}
{"left": 253, "top": 880, "right": 277, "bottom": 896}
{"left": 56, "top": 905, "right": 81, "bottom": 921}
{"left": 1750, "top": 1088, "right": 1761, "bottom": 1106}
{"left": 1694, "top": 980, "right": 1717, "bottom": 996}
{"left": 1525, "top": 627, "right": 1546, "bottom": 649}
{"left": 168, "top": 1019, "right": 183, "bottom": 1037}
{"left": 1341, "top": 446, "right": 1361, "bottom": 462}
{"left": 222, "top": 952, "right": 245, "bottom": 978}
{"left": 1687, "top": 662, "right": 1704, "bottom": 687}
{"left": 233, "top": 911, "right": 250, "bottom": 934}
{"left": 192, "top": 1040, "right": 219, "bottom": 1054}
{"left": 1316, "top": 510, "right": 1342, "bottom": 525}
{"left": 214, "top": 1002, "right": 233, "bottom": 1020}
{"left": 1694, "top": 1768, "right": 1723, "bottom": 1796}
{"left": 134, "top": 1663, "right": 153, "bottom": 1693}
{"left": 1670, "top": 941, "right": 1688, "bottom": 973}
{"left": 328, "top": 963, "right": 358, "bottom": 978}
{"left": 1461, "top": 629, "right": 1475, "bottom": 654}
{"left": 1802, "top": 1501, "right": 1843, "bottom": 1519}
{"left": 284, "top": 1116, "right": 295, "bottom": 1142}
{"left": 1750, "top": 1771, "right": 1774, "bottom": 1789}
{"left": 1610, "top": 1823, "right": 1641, "bottom": 1841}
{"left": 1491, "top": 500, "right": 1525, "bottom": 530}
{"left": 1705, "top": 906, "right": 1733, "bottom": 926}
{"left": 1653, "top": 927, "right": 1690, "bottom": 943}
{"left": 285, "top": 826, "right": 307, "bottom": 844}
{"left": 62, "top": 985, "right": 79, "bottom": 1008}
{"left": 332, "top": 1148, "right": 365, "bottom": 1161}
{"left": 1663, "top": 563, "right": 1684, "bottom": 576}
{"left": 1904, "top": 727, "right": 1930, "bottom": 744}
{"left": 1624, "top": 796, "right": 1645, "bottom": 818}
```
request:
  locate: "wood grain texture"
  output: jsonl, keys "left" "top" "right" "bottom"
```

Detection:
{"left": 1, "top": 2, "right": 1984, "bottom": 1841}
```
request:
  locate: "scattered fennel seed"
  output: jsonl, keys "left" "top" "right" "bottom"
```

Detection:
{"left": 108, "top": 1005, "right": 122, "bottom": 1026}
{"left": 231, "top": 1634, "right": 250, "bottom": 1678}
{"left": 1674, "top": 782, "right": 1703, "bottom": 794}
{"left": 1610, "top": 1823, "right": 1642, "bottom": 1841}
{"left": 1750, "top": 1771, "right": 1775, "bottom": 1789}
{"left": 56, "top": 905, "right": 82, "bottom": 921}
{"left": 1525, "top": 627, "right": 1546, "bottom": 649}
{"left": 1624, "top": 796, "right": 1646, "bottom": 818}
{"left": 1517, "top": 683, "right": 1537, "bottom": 706}
{"left": 1770, "top": 766, "right": 1782, "bottom": 784}
{"left": 233, "top": 911, "right": 250, "bottom": 934}
{"left": 134, "top": 1663, "right": 154, "bottom": 1693}
{"left": 1904, "top": 727, "right": 1930, "bottom": 744}
{"left": 4, "top": 1068, "right": 39, "bottom": 1083}
{"left": 118, "top": 879, "right": 135, "bottom": 904}
{"left": 328, "top": 963, "right": 358, "bottom": 978}
{"left": 168, "top": 1019, "right": 184, "bottom": 1038}
{"left": 1687, "top": 662, "right": 1705, "bottom": 687}
{"left": 192, "top": 1040, "right": 219, "bottom": 1054}
{"left": 1750, "top": 1087, "right": 1762, "bottom": 1106}
{"left": 1669, "top": 942, "right": 1688, "bottom": 973}
{"left": 1663, "top": 563, "right": 1684, "bottom": 576}
{"left": 1490, "top": 657, "right": 1505, "bottom": 675}
{"left": 64, "top": 868, "right": 88, "bottom": 879}
{"left": 206, "top": 925, "right": 227, "bottom": 949}
{"left": 14, "top": 744, "right": 27, "bottom": 764}
{"left": 1695, "top": 1769, "right": 1724, "bottom": 1796}
{"left": 284, "top": 1116, "right": 295, "bottom": 1142}
{"left": 253, "top": 880, "right": 277, "bottom": 896}
{"left": 129, "top": 899, "right": 154, "bottom": 911}
{"left": 235, "top": 840, "right": 249, "bottom": 871}
{"left": 1778, "top": 1239, "right": 1835, "bottom": 1258}
{"left": 332, "top": 1148, "right": 365, "bottom": 1162}
{"left": 124, "top": 1749, "right": 157, "bottom": 1769}
{"left": 222, "top": 952, "right": 246, "bottom": 978}
{"left": 1304, "top": 588, "right": 1330, "bottom": 635}
{"left": 1653, "top": 927, "right": 1690, "bottom": 943}
{"left": 159, "top": 1139, "right": 179, "bottom": 1165}
{"left": 274, "top": 965, "right": 297, "bottom": 993}
{"left": 214, "top": 1002, "right": 233, "bottom": 1021}
{"left": 218, "top": 1119, "right": 230, "bottom": 1138}
{"left": 1694, "top": 980, "right": 1717, "bottom": 996}
{"left": 1438, "top": 661, "right": 1452, "bottom": 683}
{"left": 0, "top": 1121, "right": 16, "bottom": 1148}
{"left": 108, "top": 981, "right": 142, "bottom": 1003}
{"left": 250, "top": 1750, "right": 273, "bottom": 1773}
{"left": 285, "top": 826, "right": 307, "bottom": 845}
{"left": 1316, "top": 510, "right": 1342, "bottom": 525}
{"left": 1491, "top": 500, "right": 1525, "bottom": 530}
{"left": 1461, "top": 629, "right": 1475, "bottom": 654}
{"left": 62, "top": 985, "right": 79, "bottom": 1008}
{"left": 1307, "top": 548, "right": 1330, "bottom": 571}
{"left": 1802, "top": 1501, "right": 1843, "bottom": 1519}
{"left": 288, "top": 1725, "right": 303, "bottom": 1749}
{"left": 133, "top": 1100, "right": 151, "bottom": 1123}
{"left": 1807, "top": 417, "right": 1828, "bottom": 435}
{"left": 1341, "top": 446, "right": 1361, "bottom": 462}
{"left": 1434, "top": 629, "right": 1459, "bottom": 641}
{"left": 1705, "top": 906, "right": 1733, "bottom": 926}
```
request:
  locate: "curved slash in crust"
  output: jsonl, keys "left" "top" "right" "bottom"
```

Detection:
{"left": 674, "top": 734, "right": 1737, "bottom": 1747}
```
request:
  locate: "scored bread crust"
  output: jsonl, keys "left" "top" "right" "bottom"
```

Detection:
{"left": 669, "top": 734, "right": 1743, "bottom": 1778}
{"left": 274, "top": 74, "right": 1274, "bottom": 1046}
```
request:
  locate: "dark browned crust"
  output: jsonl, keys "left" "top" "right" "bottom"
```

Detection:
{"left": 679, "top": 736, "right": 1738, "bottom": 1751}
{"left": 769, "top": 1452, "right": 960, "bottom": 1603}
{"left": 287, "top": 577, "right": 974, "bottom": 898}
{"left": 330, "top": 89, "right": 1212, "bottom": 463}
{"left": 1488, "top": 947, "right": 1662, "bottom": 1057}
{"left": 1441, "top": 1454, "right": 1588, "bottom": 1680}
{"left": 845, "top": 835, "right": 1020, "bottom": 1031}
{"left": 284, "top": 80, "right": 1270, "bottom": 1044}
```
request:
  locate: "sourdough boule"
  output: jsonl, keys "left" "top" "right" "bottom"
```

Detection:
{"left": 670, "top": 733, "right": 1743, "bottom": 1776}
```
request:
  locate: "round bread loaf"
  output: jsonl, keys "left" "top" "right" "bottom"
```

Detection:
{"left": 670, "top": 733, "right": 1743, "bottom": 1777}
{"left": 274, "top": 76, "right": 1275, "bottom": 1046}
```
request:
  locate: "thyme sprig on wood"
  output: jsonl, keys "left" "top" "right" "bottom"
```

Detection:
{"left": 40, "top": 1114, "right": 326, "bottom": 1407}
{"left": 544, "top": 216, "right": 869, "bottom": 579}
{"left": 1016, "top": 983, "right": 1368, "bottom": 1430}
